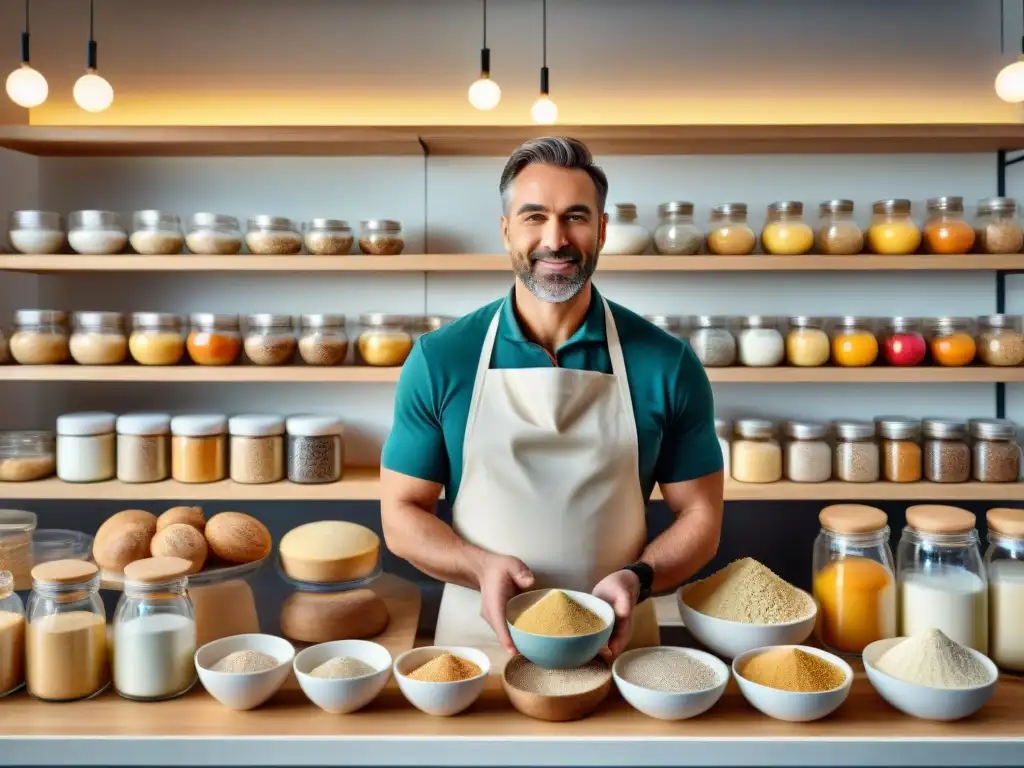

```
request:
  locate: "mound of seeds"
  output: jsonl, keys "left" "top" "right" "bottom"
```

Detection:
{"left": 616, "top": 648, "right": 721, "bottom": 693}
{"left": 505, "top": 656, "right": 609, "bottom": 696}
{"left": 684, "top": 558, "right": 812, "bottom": 624}
{"left": 407, "top": 652, "right": 481, "bottom": 683}
{"left": 513, "top": 590, "right": 606, "bottom": 636}
{"left": 211, "top": 650, "right": 279, "bottom": 673}
{"left": 310, "top": 656, "right": 377, "bottom": 679}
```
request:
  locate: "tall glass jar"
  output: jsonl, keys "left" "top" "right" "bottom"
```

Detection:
{"left": 706, "top": 203, "right": 756, "bottom": 255}
{"left": 129, "top": 312, "right": 185, "bottom": 366}
{"left": 68, "top": 210, "right": 127, "bottom": 255}
{"left": 356, "top": 313, "right": 413, "bottom": 367}
{"left": 0, "top": 570, "right": 25, "bottom": 697}
{"left": 25, "top": 559, "right": 108, "bottom": 701}
{"left": 834, "top": 420, "right": 879, "bottom": 483}
{"left": 130, "top": 210, "right": 184, "bottom": 255}
{"left": 603, "top": 203, "right": 651, "bottom": 255}
{"left": 715, "top": 418, "right": 731, "bottom": 479}
{"left": 689, "top": 316, "right": 736, "bottom": 367}
{"left": 974, "top": 197, "right": 1023, "bottom": 254}
{"left": 831, "top": 316, "right": 879, "bottom": 367}
{"left": 971, "top": 418, "right": 1021, "bottom": 483}
{"left": 303, "top": 218, "right": 354, "bottom": 255}
{"left": 815, "top": 200, "right": 864, "bottom": 255}
{"left": 113, "top": 557, "right": 197, "bottom": 701}
{"left": 170, "top": 414, "right": 227, "bottom": 484}
{"left": 287, "top": 415, "right": 344, "bottom": 484}
{"left": 645, "top": 315, "right": 687, "bottom": 340}
{"left": 9, "top": 309, "right": 69, "bottom": 365}
{"left": 984, "top": 508, "right": 1024, "bottom": 671}
{"left": 924, "top": 196, "right": 976, "bottom": 255}
{"left": 877, "top": 416, "right": 922, "bottom": 483}
{"left": 359, "top": 220, "right": 404, "bottom": 255}
{"left": 929, "top": 316, "right": 977, "bottom": 367}
{"left": 897, "top": 505, "right": 988, "bottom": 652}
{"left": 738, "top": 316, "right": 784, "bottom": 367}
{"left": 813, "top": 504, "right": 896, "bottom": 655}
{"left": 298, "top": 314, "right": 349, "bottom": 366}
{"left": 653, "top": 202, "right": 702, "bottom": 255}
{"left": 867, "top": 199, "right": 921, "bottom": 255}
{"left": 976, "top": 314, "right": 1024, "bottom": 366}
{"left": 70, "top": 311, "right": 128, "bottom": 366}
{"left": 244, "top": 314, "right": 296, "bottom": 366}
{"left": 881, "top": 316, "right": 927, "bottom": 367}
{"left": 7, "top": 210, "right": 64, "bottom": 255}
{"left": 245, "top": 215, "right": 302, "bottom": 255}
{"left": 761, "top": 200, "right": 814, "bottom": 255}
{"left": 786, "top": 316, "right": 830, "bottom": 367}
{"left": 116, "top": 412, "right": 171, "bottom": 484}
{"left": 187, "top": 313, "right": 241, "bottom": 366}
{"left": 731, "top": 419, "right": 781, "bottom": 483}
{"left": 56, "top": 411, "right": 116, "bottom": 483}
{"left": 185, "top": 213, "right": 242, "bottom": 255}
{"left": 923, "top": 418, "right": 970, "bottom": 483}
{"left": 784, "top": 420, "right": 831, "bottom": 483}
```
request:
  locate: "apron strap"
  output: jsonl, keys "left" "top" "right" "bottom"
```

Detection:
{"left": 601, "top": 296, "right": 638, "bottom": 444}
{"left": 462, "top": 306, "right": 503, "bottom": 452}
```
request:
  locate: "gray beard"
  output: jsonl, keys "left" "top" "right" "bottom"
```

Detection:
{"left": 514, "top": 255, "right": 596, "bottom": 304}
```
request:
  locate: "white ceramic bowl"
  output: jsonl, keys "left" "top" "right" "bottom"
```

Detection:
{"left": 195, "top": 633, "right": 295, "bottom": 711}
{"left": 293, "top": 639, "right": 393, "bottom": 714}
{"left": 732, "top": 645, "right": 853, "bottom": 722}
{"left": 863, "top": 637, "right": 999, "bottom": 721}
{"left": 677, "top": 583, "right": 817, "bottom": 659}
{"left": 612, "top": 646, "right": 730, "bottom": 721}
{"left": 393, "top": 646, "right": 490, "bottom": 717}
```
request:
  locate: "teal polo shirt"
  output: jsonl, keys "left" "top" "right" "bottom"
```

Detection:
{"left": 381, "top": 285, "right": 723, "bottom": 504}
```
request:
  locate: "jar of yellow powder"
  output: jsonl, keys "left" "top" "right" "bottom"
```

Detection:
{"left": 731, "top": 419, "right": 782, "bottom": 483}
{"left": 785, "top": 316, "right": 830, "bottom": 367}
{"left": 760, "top": 201, "right": 814, "bottom": 256}
{"left": 924, "top": 196, "right": 976, "bottom": 255}
{"left": 706, "top": 203, "right": 756, "bottom": 256}
{"left": 929, "top": 317, "right": 977, "bottom": 367}
{"left": 831, "top": 316, "right": 879, "bottom": 367}
{"left": 867, "top": 199, "right": 921, "bottom": 255}
{"left": 815, "top": 200, "right": 864, "bottom": 255}
{"left": 356, "top": 313, "right": 414, "bottom": 367}
{"left": 128, "top": 313, "right": 185, "bottom": 366}
{"left": 812, "top": 504, "right": 896, "bottom": 656}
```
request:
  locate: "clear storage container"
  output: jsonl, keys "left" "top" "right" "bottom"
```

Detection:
{"left": 706, "top": 203, "right": 756, "bottom": 255}
{"left": 298, "top": 314, "right": 349, "bottom": 366}
{"left": 977, "top": 314, "right": 1024, "bottom": 366}
{"left": 56, "top": 412, "right": 116, "bottom": 483}
{"left": 9, "top": 309, "right": 69, "bottom": 365}
{"left": 924, "top": 196, "right": 976, "bottom": 255}
{"left": 303, "top": 219, "right": 353, "bottom": 255}
{"left": 0, "top": 570, "right": 25, "bottom": 697}
{"left": 653, "top": 202, "right": 702, "bottom": 255}
{"left": 738, "top": 316, "right": 784, "bottom": 367}
{"left": 187, "top": 313, "right": 241, "bottom": 367}
{"left": 689, "top": 316, "right": 736, "bottom": 367}
{"left": 244, "top": 314, "right": 295, "bottom": 366}
{"left": 170, "top": 414, "right": 227, "bottom": 484}
{"left": 185, "top": 213, "right": 242, "bottom": 255}
{"left": 7, "top": 211, "right": 64, "bottom": 255}
{"left": 409, "top": 315, "right": 454, "bottom": 343}
{"left": 603, "top": 203, "right": 651, "bottom": 255}
{"left": 877, "top": 416, "right": 922, "bottom": 483}
{"left": 70, "top": 311, "right": 127, "bottom": 366}
{"left": 287, "top": 415, "right": 344, "bottom": 484}
{"left": 116, "top": 413, "right": 171, "bottom": 484}
{"left": 359, "top": 220, "right": 404, "bottom": 255}
{"left": 0, "top": 430, "right": 56, "bottom": 483}
{"left": 129, "top": 313, "right": 185, "bottom": 366}
{"left": 831, "top": 316, "right": 879, "bottom": 367}
{"left": 356, "top": 313, "right": 413, "bottom": 367}
{"left": 731, "top": 419, "right": 781, "bottom": 483}
{"left": 130, "top": 211, "right": 184, "bottom": 255}
{"left": 245, "top": 215, "right": 302, "bottom": 255}
{"left": 923, "top": 418, "right": 970, "bottom": 483}
{"left": 786, "top": 316, "right": 830, "bottom": 367}
{"left": 784, "top": 420, "right": 831, "bottom": 483}
{"left": 971, "top": 418, "right": 1021, "bottom": 483}
{"left": 867, "top": 199, "right": 921, "bottom": 255}
{"left": 881, "top": 316, "right": 927, "bottom": 367}
{"left": 645, "top": 315, "right": 687, "bottom": 340}
{"left": 229, "top": 414, "right": 285, "bottom": 485}
{"left": 974, "top": 197, "right": 1023, "bottom": 254}
{"left": 984, "top": 508, "right": 1024, "bottom": 671}
{"left": 815, "top": 200, "right": 864, "bottom": 255}
{"left": 0, "top": 510, "right": 35, "bottom": 592}
{"left": 68, "top": 210, "right": 127, "bottom": 255}
{"left": 834, "top": 420, "right": 879, "bottom": 483}
{"left": 761, "top": 200, "right": 814, "bottom": 255}
{"left": 929, "top": 316, "right": 977, "bottom": 367}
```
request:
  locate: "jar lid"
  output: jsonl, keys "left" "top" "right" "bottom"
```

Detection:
{"left": 977, "top": 196, "right": 1017, "bottom": 214}
{"left": 819, "top": 200, "right": 854, "bottom": 214}
{"left": 693, "top": 315, "right": 730, "bottom": 328}
{"left": 922, "top": 418, "right": 967, "bottom": 439}
{"left": 246, "top": 313, "right": 293, "bottom": 329}
{"left": 9, "top": 210, "right": 62, "bottom": 229}
{"left": 885, "top": 316, "right": 920, "bottom": 333}
{"left": 72, "top": 311, "right": 124, "bottom": 330}
{"left": 408, "top": 316, "right": 454, "bottom": 332}
{"left": 926, "top": 196, "right": 964, "bottom": 213}
{"left": 359, "top": 312, "right": 408, "bottom": 329}
{"left": 836, "top": 315, "right": 875, "bottom": 328}
{"left": 13, "top": 309, "right": 66, "bottom": 326}
{"left": 645, "top": 314, "right": 682, "bottom": 332}
{"left": 711, "top": 203, "right": 747, "bottom": 216}
{"left": 742, "top": 316, "right": 778, "bottom": 329}
{"left": 71, "top": 210, "right": 121, "bottom": 228}
{"left": 833, "top": 420, "right": 875, "bottom": 440}
{"left": 123, "top": 556, "right": 193, "bottom": 584}
{"left": 970, "top": 418, "right": 1017, "bottom": 440}
{"left": 784, "top": 420, "right": 828, "bottom": 440}
{"left": 714, "top": 418, "right": 731, "bottom": 439}
{"left": 249, "top": 215, "right": 295, "bottom": 230}
{"left": 117, "top": 412, "right": 172, "bottom": 436}
{"left": 31, "top": 558, "right": 98, "bottom": 585}
{"left": 931, "top": 316, "right": 972, "bottom": 330}
{"left": 734, "top": 418, "right": 774, "bottom": 439}
{"left": 307, "top": 218, "right": 351, "bottom": 231}
{"left": 872, "top": 199, "right": 912, "bottom": 214}
{"left": 819, "top": 504, "right": 888, "bottom": 534}
{"left": 361, "top": 219, "right": 402, "bottom": 232}
{"left": 190, "top": 212, "right": 239, "bottom": 229}
{"left": 0, "top": 509, "right": 37, "bottom": 535}
{"left": 986, "top": 508, "right": 1024, "bottom": 538}
{"left": 189, "top": 313, "right": 240, "bottom": 331}
{"left": 978, "top": 314, "right": 1020, "bottom": 329}
{"left": 300, "top": 313, "right": 346, "bottom": 329}
{"left": 767, "top": 200, "right": 803, "bottom": 215}
{"left": 906, "top": 504, "right": 976, "bottom": 535}
{"left": 131, "top": 312, "right": 182, "bottom": 330}
{"left": 788, "top": 316, "right": 823, "bottom": 328}
{"left": 229, "top": 414, "right": 285, "bottom": 437}
{"left": 56, "top": 411, "right": 116, "bottom": 436}
{"left": 613, "top": 203, "right": 638, "bottom": 221}
{"left": 134, "top": 210, "right": 181, "bottom": 226}
{"left": 286, "top": 414, "right": 344, "bottom": 437}
{"left": 170, "top": 414, "right": 228, "bottom": 437}
{"left": 876, "top": 416, "right": 921, "bottom": 440}
{"left": 658, "top": 201, "right": 694, "bottom": 216}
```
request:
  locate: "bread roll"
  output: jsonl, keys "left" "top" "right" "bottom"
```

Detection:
{"left": 150, "top": 523, "right": 208, "bottom": 574}
{"left": 204, "top": 512, "right": 271, "bottom": 564}
{"left": 98, "top": 509, "right": 158, "bottom": 539}
{"left": 157, "top": 505, "right": 206, "bottom": 533}
{"left": 93, "top": 520, "right": 155, "bottom": 572}
{"left": 279, "top": 589, "right": 389, "bottom": 644}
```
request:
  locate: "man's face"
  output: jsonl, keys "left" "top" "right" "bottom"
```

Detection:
{"left": 501, "top": 164, "right": 606, "bottom": 304}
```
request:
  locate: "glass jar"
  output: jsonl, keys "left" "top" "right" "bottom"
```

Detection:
{"left": 129, "top": 210, "right": 184, "bottom": 255}
{"left": 170, "top": 414, "right": 227, "bottom": 484}
{"left": 881, "top": 316, "right": 927, "bottom": 367}
{"left": 303, "top": 218, "right": 353, "bottom": 255}
{"left": 409, "top": 315, "right": 455, "bottom": 342}
{"left": 760, "top": 200, "right": 814, "bottom": 256}
{"left": 243, "top": 313, "right": 296, "bottom": 366}
{"left": 971, "top": 418, "right": 1020, "bottom": 483}
{"left": 924, "top": 196, "right": 976, "bottom": 255}
{"left": 867, "top": 199, "right": 921, "bottom": 255}
{"left": 187, "top": 313, "right": 241, "bottom": 366}
{"left": 731, "top": 419, "right": 781, "bottom": 483}
{"left": 974, "top": 197, "right": 1023, "bottom": 254}
{"left": 977, "top": 314, "right": 1024, "bottom": 366}
{"left": 359, "top": 219, "right": 405, "bottom": 255}
{"left": 56, "top": 411, "right": 116, "bottom": 483}
{"left": 129, "top": 312, "right": 185, "bottom": 366}
{"left": 67, "top": 210, "right": 127, "bottom": 255}
{"left": 984, "top": 508, "right": 1024, "bottom": 671}
{"left": 245, "top": 215, "right": 302, "bottom": 255}
{"left": 0, "top": 570, "right": 25, "bottom": 697}
{"left": 923, "top": 418, "right": 970, "bottom": 483}
{"left": 602, "top": 203, "right": 651, "bottom": 255}
{"left": 929, "top": 316, "right": 977, "bottom": 367}
{"left": 287, "top": 415, "right": 344, "bottom": 484}
{"left": 653, "top": 202, "right": 702, "bottom": 255}
{"left": 897, "top": 505, "right": 988, "bottom": 652}
{"left": 229, "top": 414, "right": 285, "bottom": 485}
{"left": 877, "top": 416, "right": 922, "bottom": 483}
{"left": 357, "top": 313, "right": 413, "bottom": 366}
{"left": 298, "top": 314, "right": 350, "bottom": 366}
{"left": 815, "top": 200, "right": 864, "bottom": 255}
{"left": 70, "top": 311, "right": 127, "bottom": 365}
{"left": 689, "top": 316, "right": 736, "bottom": 367}
{"left": 116, "top": 412, "right": 171, "bottom": 484}
{"left": 785, "top": 316, "right": 830, "bottom": 367}
{"left": 783, "top": 420, "right": 831, "bottom": 483}
{"left": 813, "top": 504, "right": 896, "bottom": 655}
{"left": 0, "top": 510, "right": 35, "bottom": 592}
{"left": 645, "top": 315, "right": 687, "bottom": 340}
{"left": 831, "top": 316, "right": 878, "bottom": 367}
{"left": 715, "top": 418, "right": 731, "bottom": 479}
{"left": 738, "top": 316, "right": 784, "bottom": 367}
{"left": 7, "top": 210, "right": 64, "bottom": 255}
{"left": 9, "top": 309, "right": 68, "bottom": 365}
{"left": 706, "top": 203, "right": 756, "bottom": 255}
{"left": 113, "top": 557, "right": 197, "bottom": 701}
{"left": 25, "top": 559, "right": 108, "bottom": 701}
{"left": 0, "top": 430, "right": 56, "bottom": 483}
{"left": 185, "top": 213, "right": 243, "bottom": 255}
{"left": 834, "top": 420, "right": 879, "bottom": 483}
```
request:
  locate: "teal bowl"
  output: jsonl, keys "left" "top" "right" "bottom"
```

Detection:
{"left": 506, "top": 589, "right": 615, "bottom": 670}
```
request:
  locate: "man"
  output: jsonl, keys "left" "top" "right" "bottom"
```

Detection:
{"left": 380, "top": 136, "right": 723, "bottom": 660}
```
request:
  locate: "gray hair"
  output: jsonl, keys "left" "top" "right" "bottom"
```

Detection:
{"left": 499, "top": 136, "right": 609, "bottom": 214}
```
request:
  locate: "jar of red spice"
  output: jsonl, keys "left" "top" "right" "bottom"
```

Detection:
{"left": 881, "top": 317, "right": 927, "bottom": 367}
{"left": 924, "top": 196, "right": 976, "bottom": 255}
{"left": 929, "top": 317, "right": 977, "bottom": 367}
{"left": 186, "top": 314, "right": 241, "bottom": 366}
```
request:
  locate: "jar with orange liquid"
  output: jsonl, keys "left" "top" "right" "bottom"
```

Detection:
{"left": 923, "top": 196, "right": 976, "bottom": 255}
{"left": 186, "top": 314, "right": 241, "bottom": 366}
{"left": 760, "top": 201, "right": 814, "bottom": 255}
{"left": 929, "top": 317, "right": 977, "bottom": 367}
{"left": 867, "top": 199, "right": 921, "bottom": 255}
{"left": 831, "top": 316, "right": 879, "bottom": 367}
{"left": 706, "top": 203, "right": 756, "bottom": 256}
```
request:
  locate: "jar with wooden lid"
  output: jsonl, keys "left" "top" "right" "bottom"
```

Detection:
{"left": 298, "top": 314, "right": 349, "bottom": 366}
{"left": 924, "top": 196, "right": 976, "bottom": 254}
{"left": 25, "top": 559, "right": 108, "bottom": 701}
{"left": 897, "top": 505, "right": 987, "bottom": 652}
{"left": 731, "top": 419, "right": 781, "bottom": 483}
{"left": 833, "top": 420, "right": 879, "bottom": 483}
{"left": 974, "top": 197, "right": 1023, "bottom": 254}
{"left": 815, "top": 200, "right": 864, "bottom": 255}
{"left": 287, "top": 415, "right": 344, "bottom": 484}
{"left": 0, "top": 570, "right": 25, "bottom": 697}
{"left": 56, "top": 411, "right": 115, "bottom": 483}
{"left": 971, "top": 418, "right": 1020, "bottom": 483}
{"left": 9, "top": 309, "right": 68, "bottom": 365}
{"left": 245, "top": 215, "right": 302, "bottom": 255}
{"left": 653, "top": 201, "right": 702, "bottom": 255}
{"left": 170, "top": 414, "right": 227, "bottom": 484}
{"left": 738, "top": 316, "right": 784, "bottom": 367}
{"left": 984, "top": 508, "right": 1024, "bottom": 671}
{"left": 977, "top": 314, "right": 1024, "bottom": 366}
{"left": 923, "top": 418, "right": 970, "bottom": 483}
{"left": 70, "top": 311, "right": 127, "bottom": 365}
{"left": 116, "top": 412, "right": 171, "bottom": 484}
{"left": 68, "top": 210, "right": 127, "bottom": 255}
{"left": 129, "top": 313, "right": 185, "bottom": 366}
{"left": 356, "top": 313, "right": 413, "bottom": 367}
{"left": 409, "top": 315, "right": 455, "bottom": 343}
{"left": 929, "top": 316, "right": 977, "bottom": 367}
{"left": 244, "top": 314, "right": 296, "bottom": 366}
{"left": 303, "top": 219, "right": 353, "bottom": 255}
{"left": 187, "top": 313, "right": 241, "bottom": 366}
{"left": 689, "top": 316, "right": 736, "bottom": 367}
{"left": 603, "top": 203, "right": 651, "bottom": 255}
{"left": 783, "top": 420, "right": 831, "bottom": 483}
{"left": 7, "top": 210, "right": 64, "bottom": 255}
{"left": 229, "top": 414, "right": 285, "bottom": 485}
{"left": 130, "top": 210, "right": 184, "bottom": 255}
{"left": 867, "top": 199, "right": 921, "bottom": 255}
{"left": 0, "top": 430, "right": 55, "bottom": 483}
{"left": 831, "top": 316, "right": 878, "bottom": 367}
{"left": 813, "top": 504, "right": 896, "bottom": 656}
{"left": 877, "top": 416, "right": 922, "bottom": 483}
{"left": 359, "top": 220, "right": 404, "bottom": 255}
{"left": 185, "top": 213, "right": 242, "bottom": 255}
{"left": 112, "top": 557, "right": 197, "bottom": 701}
{"left": 706, "top": 203, "right": 756, "bottom": 256}
{"left": 645, "top": 314, "right": 687, "bottom": 340}
{"left": 761, "top": 200, "right": 814, "bottom": 255}
{"left": 786, "top": 316, "right": 830, "bottom": 367}
{"left": 881, "top": 317, "right": 927, "bottom": 367}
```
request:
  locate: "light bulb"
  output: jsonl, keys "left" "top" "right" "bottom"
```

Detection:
{"left": 996, "top": 57, "right": 1024, "bottom": 103}
{"left": 73, "top": 71, "right": 113, "bottom": 113}
{"left": 468, "top": 76, "right": 501, "bottom": 111}
{"left": 531, "top": 95, "right": 558, "bottom": 125}
{"left": 5, "top": 63, "right": 48, "bottom": 108}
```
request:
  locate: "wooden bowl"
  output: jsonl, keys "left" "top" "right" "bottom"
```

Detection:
{"left": 501, "top": 655, "right": 612, "bottom": 722}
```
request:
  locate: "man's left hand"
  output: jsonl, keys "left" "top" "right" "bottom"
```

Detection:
{"left": 592, "top": 569, "right": 640, "bottom": 662}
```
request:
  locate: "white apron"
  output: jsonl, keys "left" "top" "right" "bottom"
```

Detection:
{"left": 433, "top": 295, "right": 659, "bottom": 663}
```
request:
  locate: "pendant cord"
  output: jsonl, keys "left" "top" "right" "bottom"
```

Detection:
{"left": 542, "top": 0, "right": 547, "bottom": 68}
{"left": 482, "top": 0, "right": 487, "bottom": 48}
{"left": 25, "top": 0, "right": 30, "bottom": 34}
{"left": 90, "top": 0, "right": 95, "bottom": 41}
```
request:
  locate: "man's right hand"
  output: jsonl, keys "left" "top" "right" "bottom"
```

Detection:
{"left": 477, "top": 553, "right": 535, "bottom": 655}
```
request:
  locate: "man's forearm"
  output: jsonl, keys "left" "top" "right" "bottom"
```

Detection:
{"left": 382, "top": 500, "right": 488, "bottom": 590}
{"left": 639, "top": 506, "right": 721, "bottom": 593}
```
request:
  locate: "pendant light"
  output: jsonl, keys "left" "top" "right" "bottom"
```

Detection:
{"left": 467, "top": 0, "right": 501, "bottom": 110}
{"left": 530, "top": 0, "right": 557, "bottom": 125}
{"left": 996, "top": 0, "right": 1024, "bottom": 102}
{"left": 73, "top": 0, "right": 113, "bottom": 113}
{"left": 5, "top": 0, "right": 48, "bottom": 109}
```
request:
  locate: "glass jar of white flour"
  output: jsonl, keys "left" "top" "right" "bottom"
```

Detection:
{"left": 984, "top": 508, "right": 1024, "bottom": 672}
{"left": 56, "top": 411, "right": 116, "bottom": 483}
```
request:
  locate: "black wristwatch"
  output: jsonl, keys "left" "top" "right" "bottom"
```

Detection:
{"left": 622, "top": 561, "right": 654, "bottom": 604}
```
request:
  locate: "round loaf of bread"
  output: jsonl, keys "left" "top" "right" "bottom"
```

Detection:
{"left": 98, "top": 509, "right": 158, "bottom": 539}
{"left": 150, "top": 523, "right": 208, "bottom": 574}
{"left": 279, "top": 589, "right": 389, "bottom": 644}
{"left": 204, "top": 511, "right": 271, "bottom": 564}
{"left": 93, "top": 518, "right": 156, "bottom": 572}
{"left": 156, "top": 505, "right": 206, "bottom": 533}
{"left": 278, "top": 520, "right": 380, "bottom": 584}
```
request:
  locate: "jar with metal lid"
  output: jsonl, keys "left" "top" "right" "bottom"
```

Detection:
{"left": 881, "top": 317, "right": 927, "bottom": 367}
{"left": 129, "top": 211, "right": 184, "bottom": 255}
{"left": 929, "top": 316, "right": 977, "bottom": 367}
{"left": 9, "top": 309, "right": 68, "bottom": 365}
{"left": 761, "top": 201, "right": 814, "bottom": 255}
{"left": 7, "top": 211, "right": 64, "bottom": 255}
{"left": 786, "top": 316, "right": 830, "bottom": 367}
{"left": 689, "top": 316, "right": 736, "bottom": 367}
{"left": 186, "top": 313, "right": 241, "bottom": 366}
{"left": 68, "top": 210, "right": 127, "bottom": 255}
{"left": 185, "top": 213, "right": 242, "bottom": 255}
{"left": 834, "top": 420, "right": 879, "bottom": 483}
{"left": 706, "top": 203, "right": 756, "bottom": 256}
{"left": 0, "top": 430, "right": 55, "bottom": 483}
{"left": 409, "top": 315, "right": 454, "bottom": 343}
{"left": 56, "top": 411, "right": 116, "bottom": 483}
{"left": 645, "top": 315, "right": 687, "bottom": 340}
{"left": 923, "top": 418, "right": 970, "bottom": 483}
{"left": 359, "top": 220, "right": 404, "bottom": 255}
{"left": 653, "top": 202, "right": 702, "bottom": 255}
{"left": 0, "top": 570, "right": 25, "bottom": 697}
{"left": 715, "top": 419, "right": 731, "bottom": 479}
{"left": 974, "top": 197, "right": 1023, "bottom": 254}
{"left": 784, "top": 421, "right": 831, "bottom": 483}
{"left": 867, "top": 199, "right": 921, "bottom": 255}
{"left": 971, "top": 419, "right": 1020, "bottom": 483}
{"left": 245, "top": 215, "right": 302, "bottom": 255}
{"left": 815, "top": 200, "right": 864, "bottom": 255}
{"left": 303, "top": 219, "right": 354, "bottom": 255}
{"left": 731, "top": 419, "right": 781, "bottom": 483}
{"left": 897, "top": 505, "right": 988, "bottom": 652}
{"left": 298, "top": 314, "right": 349, "bottom": 366}
{"left": 813, "top": 504, "right": 896, "bottom": 656}
{"left": 229, "top": 414, "right": 285, "bottom": 485}
{"left": 287, "top": 415, "right": 344, "bottom": 484}
{"left": 984, "top": 508, "right": 1024, "bottom": 671}
{"left": 129, "top": 313, "right": 184, "bottom": 366}
{"left": 25, "top": 559, "right": 108, "bottom": 701}
{"left": 830, "top": 316, "right": 878, "bottom": 367}
{"left": 738, "top": 316, "right": 784, "bottom": 367}
{"left": 243, "top": 314, "right": 295, "bottom": 366}
{"left": 603, "top": 203, "right": 651, "bottom": 255}
{"left": 357, "top": 313, "right": 413, "bottom": 366}
{"left": 170, "top": 414, "right": 227, "bottom": 484}
{"left": 924, "top": 196, "right": 976, "bottom": 255}
{"left": 877, "top": 416, "right": 922, "bottom": 483}
{"left": 69, "top": 311, "right": 127, "bottom": 365}
{"left": 116, "top": 412, "right": 170, "bottom": 484}
{"left": 977, "top": 314, "right": 1024, "bottom": 366}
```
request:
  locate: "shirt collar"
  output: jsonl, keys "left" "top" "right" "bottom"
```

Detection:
{"left": 499, "top": 283, "right": 607, "bottom": 351}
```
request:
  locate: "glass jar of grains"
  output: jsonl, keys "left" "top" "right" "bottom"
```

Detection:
{"left": 929, "top": 317, "right": 977, "bottom": 367}
{"left": 924, "top": 196, "right": 976, "bottom": 255}
{"left": 0, "top": 569, "right": 25, "bottom": 697}
{"left": 706, "top": 203, "right": 756, "bottom": 256}
{"left": 923, "top": 418, "right": 971, "bottom": 483}
{"left": 68, "top": 210, "right": 127, "bottom": 255}
{"left": 7, "top": 210, "right": 64, "bottom": 255}
{"left": 0, "top": 431, "right": 56, "bottom": 483}
{"left": 976, "top": 314, "right": 1024, "bottom": 367}
{"left": 409, "top": 315, "right": 455, "bottom": 343}
{"left": 303, "top": 219, "right": 353, "bottom": 255}
{"left": 187, "top": 314, "right": 241, "bottom": 367}
{"left": 761, "top": 201, "right": 814, "bottom": 255}
{"left": 129, "top": 210, "right": 184, "bottom": 255}
{"left": 56, "top": 411, "right": 116, "bottom": 483}
{"left": 784, "top": 420, "right": 831, "bottom": 483}
{"left": 603, "top": 204, "right": 651, "bottom": 255}
{"left": 971, "top": 419, "right": 1021, "bottom": 483}
{"left": 298, "top": 314, "right": 349, "bottom": 366}
{"left": 9, "top": 310, "right": 69, "bottom": 365}
{"left": 984, "top": 508, "right": 1024, "bottom": 671}
{"left": 129, "top": 313, "right": 185, "bottom": 366}
{"left": 245, "top": 216, "right": 302, "bottom": 255}
{"left": 785, "top": 316, "right": 830, "bottom": 367}
{"left": 881, "top": 317, "right": 927, "bottom": 367}
{"left": 831, "top": 316, "right": 879, "bottom": 367}
{"left": 359, "top": 220, "right": 404, "bottom": 255}
{"left": 645, "top": 315, "right": 687, "bottom": 340}
{"left": 170, "top": 414, "right": 227, "bottom": 484}
{"left": 974, "top": 197, "right": 1023, "bottom": 254}
{"left": 0, "top": 510, "right": 36, "bottom": 592}
{"left": 243, "top": 314, "right": 296, "bottom": 366}
{"left": 287, "top": 415, "right": 344, "bottom": 484}
{"left": 877, "top": 416, "right": 922, "bottom": 483}
{"left": 867, "top": 199, "right": 921, "bottom": 255}
{"left": 815, "top": 200, "right": 864, "bottom": 255}
{"left": 229, "top": 414, "right": 285, "bottom": 485}
{"left": 653, "top": 202, "right": 702, "bottom": 255}
{"left": 357, "top": 314, "right": 414, "bottom": 367}
{"left": 116, "top": 412, "right": 171, "bottom": 484}
{"left": 69, "top": 311, "right": 127, "bottom": 366}
{"left": 738, "top": 316, "right": 784, "bottom": 367}
{"left": 731, "top": 419, "right": 782, "bottom": 483}
{"left": 185, "top": 213, "right": 242, "bottom": 255}
{"left": 689, "top": 316, "right": 737, "bottom": 367}
{"left": 834, "top": 420, "right": 880, "bottom": 483}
